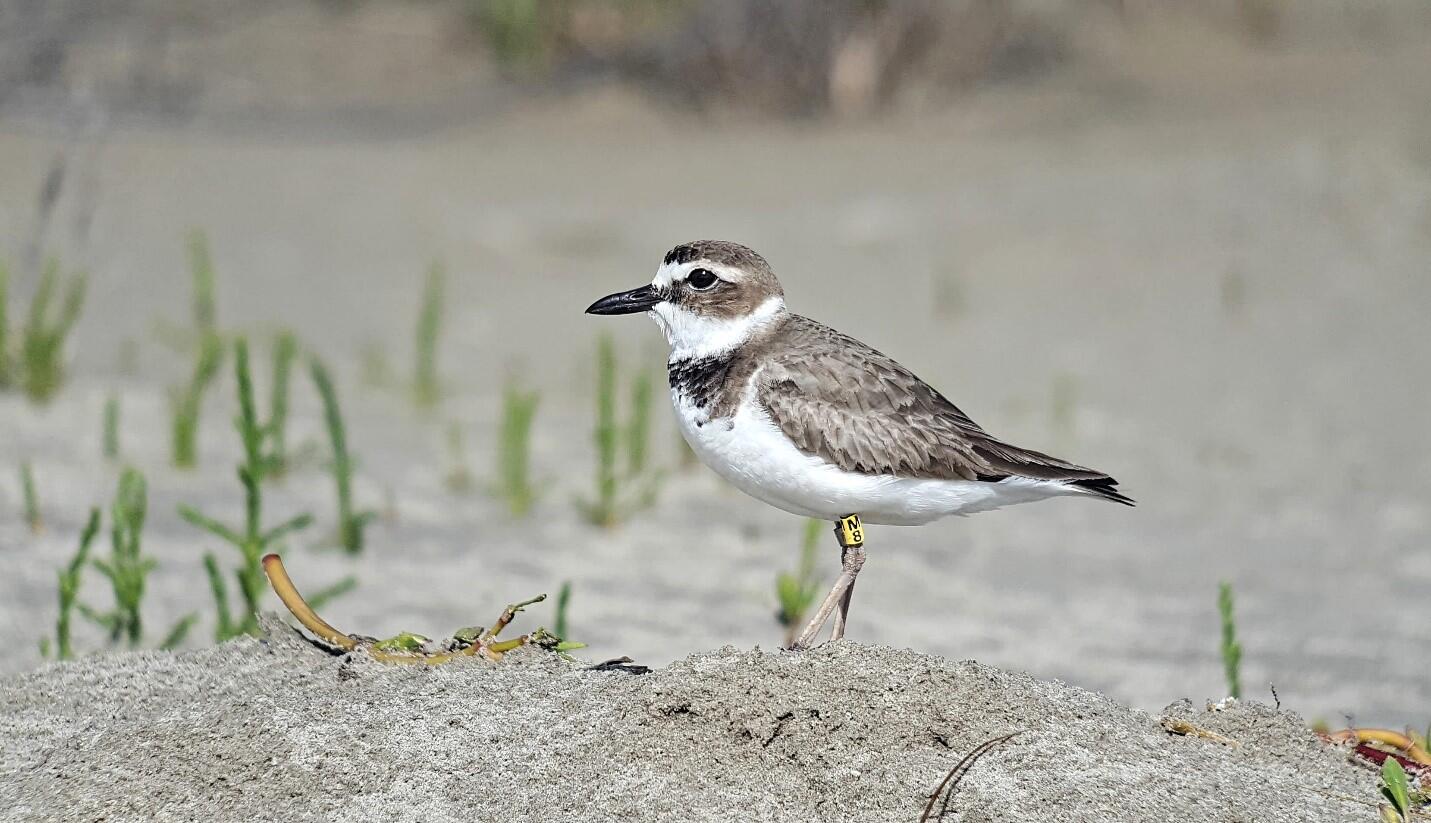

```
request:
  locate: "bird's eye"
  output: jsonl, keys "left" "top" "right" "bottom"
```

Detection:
{"left": 687, "top": 268, "right": 719, "bottom": 291}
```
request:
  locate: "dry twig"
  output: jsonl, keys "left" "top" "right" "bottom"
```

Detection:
{"left": 261, "top": 553, "right": 545, "bottom": 664}
{"left": 919, "top": 731, "right": 1022, "bottom": 823}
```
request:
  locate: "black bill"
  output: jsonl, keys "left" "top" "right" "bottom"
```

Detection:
{"left": 585, "top": 284, "right": 661, "bottom": 315}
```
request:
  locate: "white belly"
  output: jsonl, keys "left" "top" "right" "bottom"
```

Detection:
{"left": 673, "top": 391, "right": 1075, "bottom": 526}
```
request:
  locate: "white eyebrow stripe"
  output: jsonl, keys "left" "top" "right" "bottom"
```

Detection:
{"left": 651, "top": 260, "right": 746, "bottom": 290}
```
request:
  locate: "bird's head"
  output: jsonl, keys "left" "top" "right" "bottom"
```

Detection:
{"left": 585, "top": 240, "right": 786, "bottom": 359}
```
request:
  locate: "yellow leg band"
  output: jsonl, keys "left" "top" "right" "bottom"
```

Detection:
{"left": 834, "top": 514, "right": 864, "bottom": 549}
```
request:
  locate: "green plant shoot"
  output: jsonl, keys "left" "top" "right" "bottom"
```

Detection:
{"left": 495, "top": 382, "right": 540, "bottom": 515}
{"left": 554, "top": 581, "right": 572, "bottom": 640}
{"left": 19, "top": 259, "right": 87, "bottom": 403}
{"left": 310, "top": 355, "right": 375, "bottom": 554}
{"left": 170, "top": 333, "right": 225, "bottom": 468}
{"left": 49, "top": 509, "right": 100, "bottom": 660}
{"left": 776, "top": 519, "right": 824, "bottom": 646}
{"left": 21, "top": 460, "right": 41, "bottom": 534}
{"left": 81, "top": 468, "right": 195, "bottom": 650}
{"left": 181, "top": 339, "right": 317, "bottom": 640}
{"left": 577, "top": 334, "right": 663, "bottom": 527}
{"left": 188, "top": 229, "right": 217, "bottom": 335}
{"left": 1218, "top": 581, "right": 1242, "bottom": 700}
{"left": 1381, "top": 759, "right": 1412, "bottom": 820}
{"left": 264, "top": 331, "right": 298, "bottom": 476}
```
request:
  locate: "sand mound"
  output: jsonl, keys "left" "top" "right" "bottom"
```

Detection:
{"left": 0, "top": 617, "right": 1376, "bottom": 822}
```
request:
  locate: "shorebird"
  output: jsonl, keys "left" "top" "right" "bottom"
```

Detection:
{"left": 586, "top": 241, "right": 1132, "bottom": 649}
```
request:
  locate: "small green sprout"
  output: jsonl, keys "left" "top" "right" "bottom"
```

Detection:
{"left": 1381, "top": 759, "right": 1412, "bottom": 821}
{"left": 21, "top": 460, "right": 41, "bottom": 534}
{"left": 80, "top": 468, "right": 196, "bottom": 650}
{"left": 49, "top": 470, "right": 196, "bottom": 655}
{"left": 776, "top": 520, "right": 824, "bottom": 646}
{"left": 188, "top": 229, "right": 218, "bottom": 335}
{"left": 170, "top": 333, "right": 225, "bottom": 468}
{"left": 577, "top": 334, "right": 663, "bottom": 527}
{"left": 265, "top": 331, "right": 298, "bottom": 476}
{"left": 554, "top": 581, "right": 572, "bottom": 639}
{"left": 82, "top": 468, "right": 154, "bottom": 646}
{"left": 373, "top": 632, "right": 430, "bottom": 653}
{"left": 310, "top": 355, "right": 376, "bottom": 554}
{"left": 181, "top": 339, "right": 324, "bottom": 641}
{"left": 494, "top": 381, "right": 541, "bottom": 515}
{"left": 13, "top": 259, "right": 88, "bottom": 403}
{"left": 47, "top": 509, "right": 100, "bottom": 660}
{"left": 1218, "top": 581, "right": 1243, "bottom": 700}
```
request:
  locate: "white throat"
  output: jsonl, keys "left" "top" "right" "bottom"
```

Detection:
{"left": 651, "top": 296, "right": 786, "bottom": 361}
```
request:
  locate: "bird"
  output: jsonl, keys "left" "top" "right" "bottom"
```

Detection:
{"left": 585, "top": 240, "right": 1132, "bottom": 650}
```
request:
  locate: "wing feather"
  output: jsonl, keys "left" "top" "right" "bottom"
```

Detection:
{"left": 756, "top": 316, "right": 1125, "bottom": 495}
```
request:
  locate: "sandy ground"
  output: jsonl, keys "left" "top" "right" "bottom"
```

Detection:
{"left": 1, "top": 16, "right": 1429, "bottom": 751}
{"left": 0, "top": 618, "right": 1389, "bottom": 822}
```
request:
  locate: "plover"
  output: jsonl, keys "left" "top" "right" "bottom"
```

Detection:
{"left": 586, "top": 241, "right": 1132, "bottom": 649}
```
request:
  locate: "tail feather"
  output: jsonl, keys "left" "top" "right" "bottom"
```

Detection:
{"left": 1067, "top": 475, "right": 1135, "bottom": 506}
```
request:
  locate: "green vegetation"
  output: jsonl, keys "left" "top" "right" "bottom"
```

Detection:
{"left": 188, "top": 229, "right": 218, "bottom": 336}
{"left": 494, "top": 381, "right": 541, "bottom": 515}
{"left": 170, "top": 333, "right": 225, "bottom": 468}
{"left": 554, "top": 580, "right": 572, "bottom": 639}
{"left": 468, "top": 0, "right": 559, "bottom": 76}
{"left": 102, "top": 393, "right": 120, "bottom": 459}
{"left": 414, "top": 262, "right": 445, "bottom": 408}
{"left": 81, "top": 468, "right": 196, "bottom": 650}
{"left": 153, "top": 230, "right": 221, "bottom": 353}
{"left": 180, "top": 339, "right": 320, "bottom": 641}
{"left": 310, "top": 355, "right": 375, "bottom": 554}
{"left": 263, "top": 331, "right": 299, "bottom": 477}
{"left": 45, "top": 510, "right": 99, "bottom": 660}
{"left": 576, "top": 334, "right": 662, "bottom": 527}
{"left": 626, "top": 367, "right": 655, "bottom": 476}
{"left": 467, "top": 0, "right": 679, "bottom": 78}
{"left": 0, "top": 258, "right": 88, "bottom": 403}
{"left": 44, "top": 471, "right": 194, "bottom": 659}
{"left": 1218, "top": 582, "right": 1243, "bottom": 700}
{"left": 1378, "top": 758, "right": 1428, "bottom": 821}
{"left": 776, "top": 520, "right": 824, "bottom": 646}
{"left": 21, "top": 460, "right": 41, "bottom": 534}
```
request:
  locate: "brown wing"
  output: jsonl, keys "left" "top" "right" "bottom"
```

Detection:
{"left": 756, "top": 316, "right": 1129, "bottom": 499}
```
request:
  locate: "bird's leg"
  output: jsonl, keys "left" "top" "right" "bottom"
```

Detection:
{"left": 830, "top": 515, "right": 865, "bottom": 640}
{"left": 831, "top": 566, "right": 857, "bottom": 641}
{"left": 790, "top": 515, "right": 865, "bottom": 650}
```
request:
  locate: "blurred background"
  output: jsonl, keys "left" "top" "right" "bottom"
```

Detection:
{"left": 1, "top": 0, "right": 1429, "bottom": 726}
